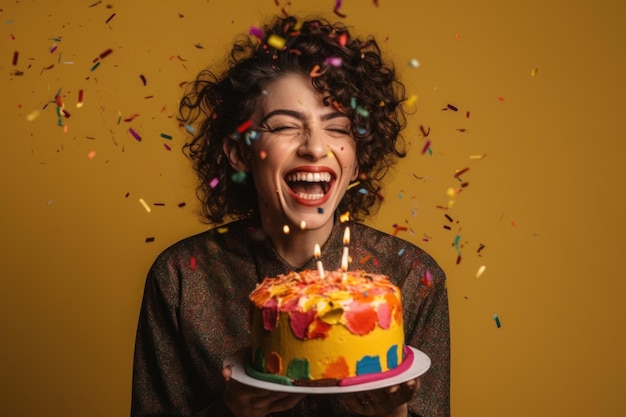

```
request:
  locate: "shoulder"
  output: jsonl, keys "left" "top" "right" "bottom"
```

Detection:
{"left": 148, "top": 219, "right": 254, "bottom": 274}
{"left": 349, "top": 222, "right": 446, "bottom": 283}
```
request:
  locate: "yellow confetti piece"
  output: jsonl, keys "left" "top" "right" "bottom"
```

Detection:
{"left": 217, "top": 227, "right": 229, "bottom": 234}
{"left": 405, "top": 94, "right": 418, "bottom": 107}
{"left": 475, "top": 265, "right": 486, "bottom": 278}
{"left": 469, "top": 154, "right": 487, "bottom": 160}
{"left": 138, "top": 198, "right": 151, "bottom": 213}
{"left": 446, "top": 187, "right": 456, "bottom": 198}
{"left": 26, "top": 110, "right": 40, "bottom": 122}
{"left": 346, "top": 181, "right": 360, "bottom": 190}
{"left": 531, "top": 67, "right": 539, "bottom": 77}
{"left": 268, "top": 34, "right": 286, "bottom": 49}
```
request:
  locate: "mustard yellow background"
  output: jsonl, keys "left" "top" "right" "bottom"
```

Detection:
{"left": 1, "top": 1, "right": 624, "bottom": 416}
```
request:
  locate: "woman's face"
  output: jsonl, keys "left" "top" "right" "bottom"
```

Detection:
{"left": 246, "top": 73, "right": 358, "bottom": 235}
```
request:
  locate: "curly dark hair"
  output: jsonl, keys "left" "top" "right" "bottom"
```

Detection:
{"left": 180, "top": 15, "right": 408, "bottom": 224}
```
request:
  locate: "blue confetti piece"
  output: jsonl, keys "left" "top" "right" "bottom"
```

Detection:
{"left": 493, "top": 314, "right": 501, "bottom": 328}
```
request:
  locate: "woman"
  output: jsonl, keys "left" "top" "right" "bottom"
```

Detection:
{"left": 131, "top": 15, "right": 450, "bottom": 417}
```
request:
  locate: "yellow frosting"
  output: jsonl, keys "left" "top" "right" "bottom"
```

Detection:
{"left": 249, "top": 269, "right": 405, "bottom": 382}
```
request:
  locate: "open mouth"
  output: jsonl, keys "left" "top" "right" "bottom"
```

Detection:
{"left": 285, "top": 171, "right": 334, "bottom": 202}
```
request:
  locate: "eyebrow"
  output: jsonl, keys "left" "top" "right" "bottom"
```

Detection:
{"left": 260, "top": 109, "right": 348, "bottom": 124}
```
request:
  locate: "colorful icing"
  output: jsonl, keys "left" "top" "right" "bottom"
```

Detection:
{"left": 249, "top": 269, "right": 405, "bottom": 383}
{"left": 387, "top": 344, "right": 399, "bottom": 369}
{"left": 245, "top": 346, "right": 415, "bottom": 387}
{"left": 287, "top": 358, "right": 310, "bottom": 380}
{"left": 356, "top": 355, "right": 382, "bottom": 375}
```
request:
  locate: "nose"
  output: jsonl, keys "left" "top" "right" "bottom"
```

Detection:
{"left": 297, "top": 129, "right": 327, "bottom": 160}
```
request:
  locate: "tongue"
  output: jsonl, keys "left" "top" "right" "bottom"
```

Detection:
{"left": 290, "top": 181, "right": 325, "bottom": 195}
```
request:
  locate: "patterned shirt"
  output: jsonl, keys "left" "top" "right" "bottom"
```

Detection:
{"left": 131, "top": 217, "right": 450, "bottom": 417}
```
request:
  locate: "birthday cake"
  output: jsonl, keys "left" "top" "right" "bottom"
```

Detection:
{"left": 247, "top": 269, "right": 410, "bottom": 386}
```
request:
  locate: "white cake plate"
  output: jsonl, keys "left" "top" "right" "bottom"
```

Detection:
{"left": 223, "top": 346, "right": 431, "bottom": 394}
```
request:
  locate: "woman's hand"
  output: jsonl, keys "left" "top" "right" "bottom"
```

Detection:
{"left": 341, "top": 377, "right": 420, "bottom": 417}
{"left": 222, "top": 366, "right": 306, "bottom": 417}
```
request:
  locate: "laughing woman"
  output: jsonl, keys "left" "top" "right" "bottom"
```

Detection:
{"left": 131, "top": 15, "right": 450, "bottom": 417}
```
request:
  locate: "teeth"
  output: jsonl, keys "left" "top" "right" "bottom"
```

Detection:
{"left": 297, "top": 192, "right": 325, "bottom": 200}
{"left": 286, "top": 172, "right": 332, "bottom": 183}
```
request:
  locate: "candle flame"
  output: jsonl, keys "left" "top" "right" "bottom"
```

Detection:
{"left": 341, "top": 249, "right": 348, "bottom": 271}
{"left": 314, "top": 243, "right": 321, "bottom": 259}
{"left": 343, "top": 226, "right": 350, "bottom": 245}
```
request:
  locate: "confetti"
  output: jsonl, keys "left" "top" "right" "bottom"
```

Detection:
{"left": 12, "top": 51, "right": 18, "bottom": 66}
{"left": 138, "top": 198, "right": 151, "bottom": 213}
{"left": 446, "top": 104, "right": 458, "bottom": 111}
{"left": 236, "top": 119, "right": 253, "bottom": 133}
{"left": 217, "top": 227, "right": 229, "bottom": 234}
{"left": 405, "top": 94, "right": 418, "bottom": 107}
{"left": 90, "top": 61, "right": 101, "bottom": 72}
{"left": 76, "top": 89, "right": 84, "bottom": 108}
{"left": 475, "top": 265, "right": 486, "bottom": 278}
{"left": 178, "top": 202, "right": 186, "bottom": 208}
{"left": 346, "top": 181, "right": 361, "bottom": 190}
{"left": 87, "top": 150, "right": 96, "bottom": 159}
{"left": 249, "top": 26, "right": 263, "bottom": 39}
{"left": 160, "top": 133, "right": 172, "bottom": 140}
{"left": 105, "top": 13, "right": 116, "bottom": 24}
{"left": 300, "top": 220, "right": 306, "bottom": 230}
{"left": 359, "top": 253, "right": 372, "bottom": 264}
{"left": 420, "top": 270, "right": 432, "bottom": 288}
{"left": 190, "top": 257, "right": 197, "bottom": 270}
{"left": 267, "top": 34, "right": 286, "bottom": 49}
{"left": 309, "top": 64, "right": 323, "bottom": 78}
{"left": 339, "top": 211, "right": 350, "bottom": 223}
{"left": 454, "top": 167, "right": 470, "bottom": 178}
{"left": 531, "top": 67, "right": 539, "bottom": 77}
{"left": 145, "top": 237, "right": 155, "bottom": 243}
{"left": 333, "top": 0, "right": 347, "bottom": 18}
{"left": 26, "top": 110, "right": 40, "bottom": 122}
{"left": 139, "top": 74, "right": 147, "bottom": 86}
{"left": 421, "top": 140, "right": 431, "bottom": 155}
{"left": 324, "top": 57, "right": 342, "bottom": 67}
{"left": 409, "top": 59, "right": 420, "bottom": 68}
{"left": 338, "top": 32, "right": 348, "bottom": 46}
{"left": 128, "top": 128, "right": 142, "bottom": 142}
{"left": 99, "top": 48, "right": 113, "bottom": 59}
{"left": 282, "top": 225, "right": 290, "bottom": 234}
{"left": 493, "top": 314, "right": 501, "bottom": 328}
{"left": 231, "top": 171, "right": 247, "bottom": 183}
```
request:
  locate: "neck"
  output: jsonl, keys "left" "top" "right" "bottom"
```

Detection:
{"left": 262, "top": 218, "right": 335, "bottom": 268}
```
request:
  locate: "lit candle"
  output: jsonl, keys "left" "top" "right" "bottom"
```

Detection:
{"left": 341, "top": 226, "right": 350, "bottom": 273}
{"left": 314, "top": 244, "right": 325, "bottom": 278}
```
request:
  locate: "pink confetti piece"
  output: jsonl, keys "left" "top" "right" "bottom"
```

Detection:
{"left": 128, "top": 128, "right": 142, "bottom": 142}
{"left": 209, "top": 177, "right": 219, "bottom": 188}
{"left": 324, "top": 57, "right": 342, "bottom": 67}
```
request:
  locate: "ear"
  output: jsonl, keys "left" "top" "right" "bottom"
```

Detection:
{"left": 223, "top": 138, "right": 250, "bottom": 172}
